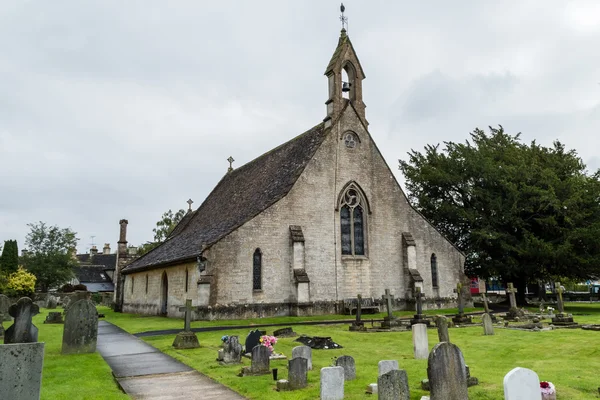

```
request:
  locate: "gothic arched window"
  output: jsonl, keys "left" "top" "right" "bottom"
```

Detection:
{"left": 145, "top": 274, "right": 148, "bottom": 294}
{"left": 431, "top": 254, "right": 439, "bottom": 288}
{"left": 131, "top": 276, "right": 134, "bottom": 294}
{"left": 253, "top": 249, "right": 262, "bottom": 291}
{"left": 339, "top": 184, "right": 368, "bottom": 256}
{"left": 185, "top": 268, "right": 189, "bottom": 292}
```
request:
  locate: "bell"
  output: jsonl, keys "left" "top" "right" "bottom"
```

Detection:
{"left": 342, "top": 81, "right": 351, "bottom": 92}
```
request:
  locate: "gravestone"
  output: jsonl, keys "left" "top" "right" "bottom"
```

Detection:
{"left": 381, "top": 289, "right": 399, "bottom": 328}
{"left": 378, "top": 360, "right": 399, "bottom": 376}
{"left": 505, "top": 283, "right": 525, "bottom": 320}
{"left": 435, "top": 316, "right": 450, "bottom": 343}
{"left": 350, "top": 293, "right": 367, "bottom": 331}
{"left": 61, "top": 299, "right": 98, "bottom": 354}
{"left": 503, "top": 367, "right": 541, "bottom": 400}
{"left": 0, "top": 319, "right": 4, "bottom": 338}
{"left": 482, "top": 313, "right": 494, "bottom": 335}
{"left": 221, "top": 335, "right": 243, "bottom": 364}
{"left": 172, "top": 299, "right": 200, "bottom": 349}
{"left": 273, "top": 327, "right": 296, "bottom": 337}
{"left": 250, "top": 345, "right": 270, "bottom": 374}
{"left": 378, "top": 369, "right": 410, "bottom": 400}
{"left": 0, "top": 294, "right": 12, "bottom": 321}
{"left": 44, "top": 311, "right": 64, "bottom": 324}
{"left": 481, "top": 293, "right": 497, "bottom": 322}
{"left": 63, "top": 291, "right": 91, "bottom": 312}
{"left": 452, "top": 283, "right": 472, "bottom": 324}
{"left": 410, "top": 287, "right": 430, "bottom": 326}
{"left": 292, "top": 345, "right": 313, "bottom": 370}
{"left": 335, "top": 355, "right": 356, "bottom": 380}
{"left": 412, "top": 323, "right": 429, "bottom": 359}
{"left": 551, "top": 283, "right": 576, "bottom": 326}
{"left": 427, "top": 342, "right": 468, "bottom": 400}
{"left": 245, "top": 329, "right": 262, "bottom": 353}
{"left": 288, "top": 357, "right": 308, "bottom": 390}
{"left": 47, "top": 295, "right": 58, "bottom": 309}
{"left": 320, "top": 366, "right": 344, "bottom": 400}
{"left": 4, "top": 297, "right": 39, "bottom": 344}
{"left": 0, "top": 342, "right": 45, "bottom": 400}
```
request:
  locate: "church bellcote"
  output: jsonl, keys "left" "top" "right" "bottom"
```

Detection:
{"left": 324, "top": 5, "right": 367, "bottom": 128}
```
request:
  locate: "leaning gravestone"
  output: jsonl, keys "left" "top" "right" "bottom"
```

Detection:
{"left": 435, "top": 316, "right": 450, "bottom": 343}
{"left": 320, "top": 366, "right": 344, "bottom": 400}
{"left": 288, "top": 357, "right": 308, "bottom": 390}
{"left": 378, "top": 369, "right": 410, "bottom": 400}
{"left": 412, "top": 323, "right": 429, "bottom": 359}
{"left": 4, "top": 297, "right": 39, "bottom": 344}
{"left": 245, "top": 329, "right": 262, "bottom": 353}
{"left": 482, "top": 313, "right": 494, "bottom": 336}
{"left": 61, "top": 299, "right": 98, "bottom": 354}
{"left": 292, "top": 345, "right": 313, "bottom": 370}
{"left": 503, "top": 367, "right": 541, "bottom": 400}
{"left": 427, "top": 342, "right": 469, "bottom": 400}
{"left": 0, "top": 342, "right": 45, "bottom": 400}
{"left": 0, "top": 294, "right": 12, "bottom": 321}
{"left": 335, "top": 355, "right": 356, "bottom": 380}
{"left": 378, "top": 360, "right": 399, "bottom": 376}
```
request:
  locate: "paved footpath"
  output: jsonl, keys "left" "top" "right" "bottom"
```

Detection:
{"left": 97, "top": 321, "right": 247, "bottom": 400}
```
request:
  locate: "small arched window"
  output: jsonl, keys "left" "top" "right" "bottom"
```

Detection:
{"left": 339, "top": 183, "right": 368, "bottom": 256}
{"left": 431, "top": 254, "right": 439, "bottom": 288}
{"left": 185, "top": 268, "right": 189, "bottom": 292}
{"left": 145, "top": 274, "right": 148, "bottom": 294}
{"left": 253, "top": 249, "right": 262, "bottom": 291}
{"left": 131, "top": 276, "right": 135, "bottom": 294}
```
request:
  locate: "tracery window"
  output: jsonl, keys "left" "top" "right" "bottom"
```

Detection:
{"left": 340, "top": 184, "right": 367, "bottom": 256}
{"left": 344, "top": 132, "right": 357, "bottom": 148}
{"left": 431, "top": 254, "right": 439, "bottom": 288}
{"left": 253, "top": 249, "right": 262, "bottom": 291}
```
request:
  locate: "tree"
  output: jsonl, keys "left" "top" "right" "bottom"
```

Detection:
{"left": 4, "top": 267, "right": 36, "bottom": 297}
{"left": 398, "top": 126, "right": 600, "bottom": 303}
{"left": 138, "top": 209, "right": 186, "bottom": 256}
{"left": 0, "top": 239, "right": 19, "bottom": 275}
{"left": 22, "top": 222, "right": 79, "bottom": 292}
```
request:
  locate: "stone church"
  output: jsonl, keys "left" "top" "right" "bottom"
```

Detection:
{"left": 120, "top": 28, "right": 466, "bottom": 319}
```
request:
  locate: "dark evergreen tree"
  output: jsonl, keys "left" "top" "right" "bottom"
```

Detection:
{"left": 0, "top": 239, "right": 19, "bottom": 275}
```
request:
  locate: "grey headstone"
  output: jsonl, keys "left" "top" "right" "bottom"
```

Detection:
{"left": 412, "top": 323, "right": 429, "bottom": 359}
{"left": 378, "top": 360, "right": 399, "bottom": 376}
{"left": 503, "top": 367, "right": 541, "bottom": 400}
{"left": 435, "top": 316, "right": 450, "bottom": 342}
{"left": 4, "top": 297, "right": 39, "bottom": 344}
{"left": 427, "top": 342, "right": 469, "bottom": 400}
{"left": 320, "top": 366, "right": 344, "bottom": 400}
{"left": 47, "top": 296, "right": 58, "bottom": 309}
{"left": 0, "top": 342, "right": 45, "bottom": 400}
{"left": 288, "top": 357, "right": 308, "bottom": 390}
{"left": 250, "top": 345, "right": 270, "bottom": 374}
{"left": 222, "top": 335, "right": 243, "bottom": 364}
{"left": 61, "top": 299, "right": 98, "bottom": 354}
{"left": 0, "top": 294, "right": 13, "bottom": 322}
{"left": 335, "top": 355, "right": 356, "bottom": 380}
{"left": 245, "top": 329, "right": 262, "bottom": 353}
{"left": 482, "top": 313, "right": 494, "bottom": 336}
{"left": 292, "top": 345, "right": 312, "bottom": 370}
{"left": 44, "top": 311, "right": 64, "bottom": 324}
{"left": 377, "top": 369, "right": 410, "bottom": 400}
{"left": 63, "top": 291, "right": 91, "bottom": 312}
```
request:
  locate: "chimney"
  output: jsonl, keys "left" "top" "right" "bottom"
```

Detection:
{"left": 118, "top": 219, "right": 128, "bottom": 255}
{"left": 103, "top": 243, "right": 111, "bottom": 255}
{"left": 90, "top": 245, "right": 98, "bottom": 256}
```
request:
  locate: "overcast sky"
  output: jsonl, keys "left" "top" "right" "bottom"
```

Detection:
{"left": 1, "top": 1, "right": 599, "bottom": 254}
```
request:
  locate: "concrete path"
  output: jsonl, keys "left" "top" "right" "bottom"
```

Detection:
{"left": 97, "top": 321, "right": 246, "bottom": 400}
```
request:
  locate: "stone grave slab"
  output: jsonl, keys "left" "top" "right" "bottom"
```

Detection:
{"left": 62, "top": 299, "right": 98, "bottom": 354}
{"left": 288, "top": 357, "right": 308, "bottom": 390}
{"left": 427, "top": 342, "right": 468, "bottom": 400}
{"left": 412, "top": 323, "right": 429, "bottom": 359}
{"left": 378, "top": 369, "right": 410, "bottom": 400}
{"left": 320, "top": 366, "right": 344, "bottom": 400}
{"left": 273, "top": 327, "right": 297, "bottom": 337}
{"left": 0, "top": 342, "right": 45, "bottom": 400}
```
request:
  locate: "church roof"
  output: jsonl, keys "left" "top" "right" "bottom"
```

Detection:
{"left": 123, "top": 122, "right": 329, "bottom": 274}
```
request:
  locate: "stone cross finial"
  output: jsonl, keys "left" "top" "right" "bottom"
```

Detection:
{"left": 227, "top": 156, "right": 235, "bottom": 172}
{"left": 506, "top": 282, "right": 518, "bottom": 309}
{"left": 382, "top": 289, "right": 394, "bottom": 320}
{"left": 178, "top": 299, "right": 195, "bottom": 332}
{"left": 453, "top": 283, "right": 464, "bottom": 314}
{"left": 186, "top": 199, "right": 193, "bottom": 211}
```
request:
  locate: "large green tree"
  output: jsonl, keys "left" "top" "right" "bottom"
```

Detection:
{"left": 0, "top": 239, "right": 19, "bottom": 275}
{"left": 22, "top": 222, "right": 79, "bottom": 292}
{"left": 138, "top": 209, "right": 186, "bottom": 256}
{"left": 399, "top": 126, "right": 600, "bottom": 301}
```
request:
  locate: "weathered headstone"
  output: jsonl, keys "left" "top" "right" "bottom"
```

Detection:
{"left": 335, "top": 355, "right": 356, "bottom": 380}
{"left": 47, "top": 296, "right": 58, "bottom": 309}
{"left": 412, "top": 323, "right": 429, "bottom": 359}
{"left": 221, "top": 335, "right": 243, "bottom": 364}
{"left": 427, "top": 342, "right": 469, "bottom": 400}
{"left": 410, "top": 287, "right": 430, "bottom": 326}
{"left": 350, "top": 294, "right": 367, "bottom": 331}
{"left": 288, "top": 357, "right": 308, "bottom": 390}
{"left": 44, "top": 311, "right": 64, "bottom": 324}
{"left": 482, "top": 313, "right": 494, "bottom": 336}
{"left": 61, "top": 299, "right": 98, "bottom": 354}
{"left": 172, "top": 299, "right": 200, "bottom": 349}
{"left": 320, "top": 366, "right": 344, "bottom": 400}
{"left": 378, "top": 360, "right": 399, "bottom": 376}
{"left": 245, "top": 329, "right": 262, "bottom": 353}
{"left": 0, "top": 294, "right": 12, "bottom": 321}
{"left": 273, "top": 327, "right": 296, "bottom": 337}
{"left": 292, "top": 345, "right": 312, "bottom": 370}
{"left": 551, "top": 282, "right": 576, "bottom": 326}
{"left": 378, "top": 369, "right": 410, "bottom": 400}
{"left": 63, "top": 291, "right": 91, "bottom": 312}
{"left": 4, "top": 297, "right": 39, "bottom": 344}
{"left": 503, "top": 367, "right": 541, "bottom": 400}
{"left": 435, "top": 316, "right": 450, "bottom": 343}
{"left": 0, "top": 342, "right": 45, "bottom": 400}
{"left": 452, "top": 283, "right": 472, "bottom": 324}
{"left": 250, "top": 345, "right": 270, "bottom": 374}
{"left": 381, "top": 289, "right": 399, "bottom": 328}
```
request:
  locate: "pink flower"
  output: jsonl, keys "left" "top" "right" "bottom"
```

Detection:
{"left": 540, "top": 381, "right": 555, "bottom": 395}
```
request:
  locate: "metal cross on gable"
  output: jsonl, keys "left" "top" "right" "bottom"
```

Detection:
{"left": 178, "top": 299, "right": 195, "bottom": 332}
{"left": 186, "top": 198, "right": 194, "bottom": 211}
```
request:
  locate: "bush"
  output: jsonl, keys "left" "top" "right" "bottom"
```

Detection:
{"left": 61, "top": 283, "right": 74, "bottom": 293}
{"left": 91, "top": 293, "right": 102, "bottom": 304}
{"left": 73, "top": 284, "right": 88, "bottom": 291}
{"left": 5, "top": 267, "right": 36, "bottom": 297}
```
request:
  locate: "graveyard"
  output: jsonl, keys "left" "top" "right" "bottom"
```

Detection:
{"left": 6, "top": 301, "right": 600, "bottom": 399}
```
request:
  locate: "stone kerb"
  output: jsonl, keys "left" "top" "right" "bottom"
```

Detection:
{"left": 61, "top": 299, "right": 98, "bottom": 354}
{"left": 0, "top": 342, "right": 45, "bottom": 400}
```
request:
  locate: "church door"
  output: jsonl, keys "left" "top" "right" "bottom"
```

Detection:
{"left": 160, "top": 272, "right": 168, "bottom": 316}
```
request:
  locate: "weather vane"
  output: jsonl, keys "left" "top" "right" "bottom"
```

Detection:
{"left": 340, "top": 3, "right": 348, "bottom": 31}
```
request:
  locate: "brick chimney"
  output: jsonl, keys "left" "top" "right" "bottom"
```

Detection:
{"left": 114, "top": 218, "right": 129, "bottom": 312}
{"left": 90, "top": 245, "right": 98, "bottom": 256}
{"left": 103, "top": 243, "right": 111, "bottom": 255}
{"left": 118, "top": 219, "right": 128, "bottom": 255}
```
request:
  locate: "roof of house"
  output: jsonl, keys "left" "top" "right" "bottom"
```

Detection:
{"left": 84, "top": 282, "right": 115, "bottom": 292}
{"left": 90, "top": 254, "right": 117, "bottom": 270}
{"left": 75, "top": 265, "right": 113, "bottom": 283}
{"left": 123, "top": 122, "right": 329, "bottom": 274}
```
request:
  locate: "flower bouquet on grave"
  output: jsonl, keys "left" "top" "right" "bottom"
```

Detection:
{"left": 540, "top": 381, "right": 556, "bottom": 400}
{"left": 260, "top": 335, "right": 279, "bottom": 356}
{"left": 221, "top": 335, "right": 229, "bottom": 348}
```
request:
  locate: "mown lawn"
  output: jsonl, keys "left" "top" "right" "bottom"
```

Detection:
{"left": 101, "top": 303, "right": 600, "bottom": 400}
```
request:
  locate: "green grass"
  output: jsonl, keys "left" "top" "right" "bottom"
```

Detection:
{"left": 98, "top": 303, "right": 600, "bottom": 399}
{"left": 32, "top": 310, "right": 128, "bottom": 400}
